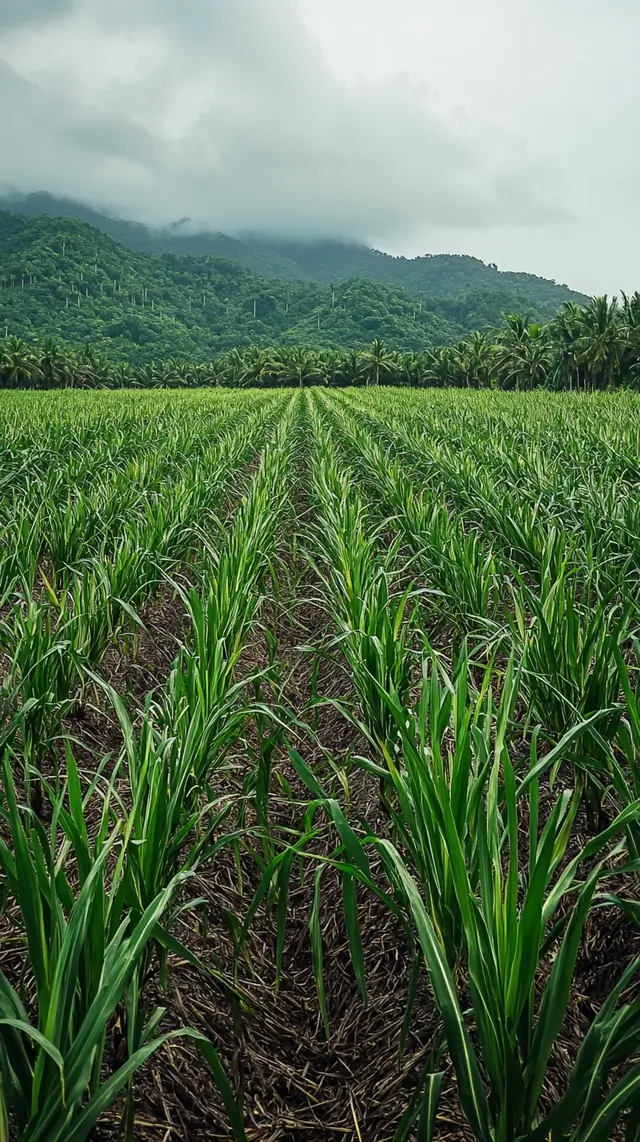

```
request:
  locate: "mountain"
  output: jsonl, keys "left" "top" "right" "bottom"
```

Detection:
{"left": 0, "top": 197, "right": 590, "bottom": 363}
{"left": 2, "top": 193, "right": 588, "bottom": 308}
{"left": 0, "top": 210, "right": 464, "bottom": 360}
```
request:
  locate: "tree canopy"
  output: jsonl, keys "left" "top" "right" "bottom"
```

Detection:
{"left": 2, "top": 296, "right": 639, "bottom": 390}
{"left": 0, "top": 208, "right": 587, "bottom": 364}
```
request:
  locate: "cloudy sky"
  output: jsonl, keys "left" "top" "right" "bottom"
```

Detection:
{"left": 0, "top": 0, "right": 637, "bottom": 294}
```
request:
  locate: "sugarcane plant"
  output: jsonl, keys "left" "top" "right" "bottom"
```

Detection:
{"left": 0, "top": 751, "right": 246, "bottom": 1142}
{"left": 298, "top": 650, "right": 640, "bottom": 1141}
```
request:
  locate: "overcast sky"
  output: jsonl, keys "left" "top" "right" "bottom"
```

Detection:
{"left": 0, "top": 0, "right": 637, "bottom": 294}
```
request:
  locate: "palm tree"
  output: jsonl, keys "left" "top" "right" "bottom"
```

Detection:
{"left": 150, "top": 361, "right": 178, "bottom": 389}
{"left": 74, "top": 346, "right": 112, "bottom": 389}
{"left": 425, "top": 346, "right": 460, "bottom": 388}
{"left": 396, "top": 351, "right": 421, "bottom": 388}
{"left": 362, "top": 338, "right": 395, "bottom": 386}
{"left": 577, "top": 296, "right": 625, "bottom": 391}
{"left": 163, "top": 359, "right": 195, "bottom": 388}
{"left": 550, "top": 303, "right": 583, "bottom": 391}
{"left": 38, "top": 338, "right": 69, "bottom": 389}
{"left": 335, "top": 349, "right": 365, "bottom": 388}
{"left": 218, "top": 348, "right": 252, "bottom": 388}
{"left": 496, "top": 316, "right": 552, "bottom": 391}
{"left": 316, "top": 350, "right": 339, "bottom": 388}
{"left": 196, "top": 361, "right": 219, "bottom": 387}
{"left": 237, "top": 348, "right": 279, "bottom": 388}
{"left": 496, "top": 315, "right": 530, "bottom": 390}
{"left": 461, "top": 330, "right": 495, "bottom": 388}
{"left": 621, "top": 291, "right": 640, "bottom": 342}
{"left": 280, "top": 347, "right": 322, "bottom": 389}
{"left": 620, "top": 292, "right": 640, "bottom": 387}
{"left": 412, "top": 350, "right": 436, "bottom": 389}
{"left": 113, "top": 362, "right": 133, "bottom": 389}
{"left": 0, "top": 337, "right": 43, "bottom": 389}
{"left": 136, "top": 362, "right": 159, "bottom": 389}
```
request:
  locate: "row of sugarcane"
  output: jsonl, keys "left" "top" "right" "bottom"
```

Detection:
{"left": 257, "top": 390, "right": 640, "bottom": 1142}
{"left": 1, "top": 385, "right": 640, "bottom": 1141}
{"left": 0, "top": 390, "right": 295, "bottom": 1139}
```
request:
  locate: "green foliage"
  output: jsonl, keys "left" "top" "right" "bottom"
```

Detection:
{"left": 306, "top": 405, "right": 416, "bottom": 760}
{"left": 0, "top": 388, "right": 287, "bottom": 1138}
{"left": 0, "top": 205, "right": 593, "bottom": 370}
{"left": 1, "top": 192, "right": 588, "bottom": 309}
{"left": 0, "top": 210, "right": 463, "bottom": 361}
{"left": 296, "top": 649, "right": 640, "bottom": 1142}
{"left": 0, "top": 754, "right": 244, "bottom": 1142}
{"left": 2, "top": 384, "right": 640, "bottom": 1141}
{"left": 2, "top": 297, "right": 640, "bottom": 391}
{"left": 1, "top": 205, "right": 638, "bottom": 389}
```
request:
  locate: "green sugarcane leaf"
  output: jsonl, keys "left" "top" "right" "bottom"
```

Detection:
{"left": 342, "top": 873, "right": 367, "bottom": 1005}
{"left": 0, "top": 1019, "right": 63, "bottom": 1074}
{"left": 310, "top": 865, "right": 330, "bottom": 1039}
{"left": 578, "top": 1067, "right": 640, "bottom": 1142}
{"left": 62, "top": 1027, "right": 246, "bottom": 1142}
{"left": 379, "top": 840, "right": 492, "bottom": 1142}
{"left": 288, "top": 747, "right": 330, "bottom": 802}
{"left": 417, "top": 1071, "right": 444, "bottom": 1142}
{"left": 524, "top": 868, "right": 600, "bottom": 1122}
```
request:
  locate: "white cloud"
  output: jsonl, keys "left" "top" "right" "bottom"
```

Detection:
{"left": 1, "top": 0, "right": 637, "bottom": 292}
{"left": 300, "top": 0, "right": 640, "bottom": 294}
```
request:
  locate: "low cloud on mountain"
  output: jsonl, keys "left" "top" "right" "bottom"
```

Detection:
{"left": 2, "top": 0, "right": 639, "bottom": 293}
{"left": 0, "top": 0, "right": 566, "bottom": 241}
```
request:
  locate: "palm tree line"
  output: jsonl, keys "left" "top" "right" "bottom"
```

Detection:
{"left": 2, "top": 295, "right": 639, "bottom": 391}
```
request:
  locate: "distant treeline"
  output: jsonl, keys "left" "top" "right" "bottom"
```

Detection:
{"left": 2, "top": 295, "right": 639, "bottom": 391}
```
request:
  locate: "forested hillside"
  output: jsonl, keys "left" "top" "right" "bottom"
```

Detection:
{"left": 0, "top": 210, "right": 480, "bottom": 361}
{"left": 0, "top": 196, "right": 589, "bottom": 363}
